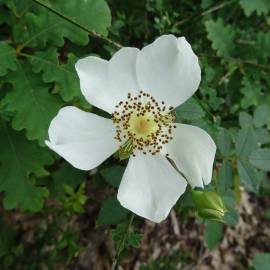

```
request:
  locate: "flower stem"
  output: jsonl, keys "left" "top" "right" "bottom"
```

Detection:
{"left": 32, "top": 0, "right": 123, "bottom": 49}
{"left": 111, "top": 213, "right": 135, "bottom": 270}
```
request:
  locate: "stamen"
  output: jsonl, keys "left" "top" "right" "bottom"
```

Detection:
{"left": 112, "top": 90, "right": 176, "bottom": 159}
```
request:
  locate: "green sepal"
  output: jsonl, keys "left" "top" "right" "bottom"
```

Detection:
{"left": 118, "top": 139, "right": 134, "bottom": 160}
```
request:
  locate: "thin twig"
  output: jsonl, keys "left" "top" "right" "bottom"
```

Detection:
{"left": 174, "top": 0, "right": 235, "bottom": 27}
{"left": 201, "top": 1, "right": 234, "bottom": 16}
{"left": 200, "top": 53, "right": 270, "bottom": 70}
{"left": 170, "top": 209, "right": 180, "bottom": 236}
{"left": 32, "top": 0, "right": 123, "bottom": 49}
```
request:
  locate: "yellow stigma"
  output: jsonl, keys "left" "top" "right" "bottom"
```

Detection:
{"left": 128, "top": 113, "right": 158, "bottom": 140}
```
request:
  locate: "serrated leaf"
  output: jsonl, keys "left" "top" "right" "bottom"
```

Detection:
{"left": 100, "top": 165, "right": 125, "bottom": 187}
{"left": 255, "top": 128, "right": 270, "bottom": 145}
{"left": 204, "top": 221, "right": 223, "bottom": 250}
{"left": 253, "top": 253, "right": 270, "bottom": 270}
{"left": 235, "top": 128, "right": 258, "bottom": 157}
{"left": 223, "top": 209, "right": 239, "bottom": 226}
{"left": 28, "top": 49, "right": 81, "bottom": 101}
{"left": 0, "top": 119, "right": 52, "bottom": 211}
{"left": 222, "top": 191, "right": 239, "bottom": 226}
{"left": 249, "top": 148, "right": 270, "bottom": 171}
{"left": 0, "top": 43, "right": 17, "bottom": 76}
{"left": 205, "top": 18, "right": 236, "bottom": 58}
{"left": 218, "top": 160, "right": 233, "bottom": 193}
{"left": 240, "top": 77, "right": 263, "bottom": 109}
{"left": 48, "top": 0, "right": 111, "bottom": 35}
{"left": 255, "top": 32, "right": 270, "bottom": 62}
{"left": 97, "top": 196, "right": 128, "bottom": 226}
{"left": 14, "top": 0, "right": 111, "bottom": 47}
{"left": 127, "top": 232, "right": 142, "bottom": 248}
{"left": 111, "top": 218, "right": 141, "bottom": 254}
{"left": 217, "top": 128, "right": 233, "bottom": 157}
{"left": 200, "top": 85, "right": 224, "bottom": 111}
{"left": 0, "top": 61, "right": 63, "bottom": 144}
{"left": 175, "top": 97, "right": 205, "bottom": 121}
{"left": 239, "top": 111, "right": 253, "bottom": 129}
{"left": 239, "top": 0, "right": 270, "bottom": 16}
{"left": 237, "top": 160, "right": 260, "bottom": 193}
{"left": 254, "top": 105, "right": 270, "bottom": 127}
{"left": 6, "top": 0, "right": 32, "bottom": 17}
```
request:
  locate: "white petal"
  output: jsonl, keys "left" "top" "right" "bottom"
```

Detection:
{"left": 117, "top": 153, "right": 187, "bottom": 223}
{"left": 164, "top": 124, "right": 216, "bottom": 188}
{"left": 137, "top": 35, "right": 201, "bottom": 108}
{"left": 45, "top": 106, "right": 118, "bottom": 170}
{"left": 75, "top": 47, "right": 140, "bottom": 113}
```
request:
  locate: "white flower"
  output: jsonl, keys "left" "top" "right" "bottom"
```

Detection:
{"left": 46, "top": 35, "right": 216, "bottom": 223}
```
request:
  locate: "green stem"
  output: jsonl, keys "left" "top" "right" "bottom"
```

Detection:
{"left": 32, "top": 0, "right": 123, "bottom": 49}
{"left": 111, "top": 214, "right": 135, "bottom": 270}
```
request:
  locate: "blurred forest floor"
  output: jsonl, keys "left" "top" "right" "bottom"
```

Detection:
{"left": 2, "top": 183, "right": 270, "bottom": 270}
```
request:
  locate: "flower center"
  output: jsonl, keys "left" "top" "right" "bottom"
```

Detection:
{"left": 112, "top": 90, "right": 176, "bottom": 158}
{"left": 128, "top": 113, "right": 158, "bottom": 139}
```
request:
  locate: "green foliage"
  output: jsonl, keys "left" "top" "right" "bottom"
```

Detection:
{"left": 12, "top": 0, "right": 111, "bottom": 48}
{"left": 61, "top": 183, "right": 88, "bottom": 213}
{"left": 1, "top": 62, "right": 63, "bottom": 143}
{"left": 205, "top": 18, "right": 236, "bottom": 58}
{"left": 240, "top": 77, "right": 263, "bottom": 109}
{"left": 46, "top": 0, "right": 111, "bottom": 36}
{"left": 237, "top": 160, "right": 260, "bottom": 193}
{"left": 254, "top": 105, "right": 270, "bottom": 128}
{"left": 204, "top": 221, "right": 224, "bottom": 250}
{"left": 0, "top": 43, "right": 17, "bottom": 76}
{"left": 175, "top": 97, "right": 205, "bottom": 121}
{"left": 0, "top": 0, "right": 112, "bottom": 219}
{"left": 0, "top": 194, "right": 86, "bottom": 269}
{"left": 140, "top": 250, "right": 191, "bottom": 270}
{"left": 239, "top": 0, "right": 270, "bottom": 16}
{"left": 249, "top": 149, "right": 270, "bottom": 171}
{"left": 217, "top": 128, "right": 233, "bottom": 157}
{"left": 97, "top": 196, "right": 128, "bottom": 225}
{"left": 191, "top": 190, "right": 227, "bottom": 222}
{"left": 100, "top": 165, "right": 125, "bottom": 187}
{"left": 0, "top": 119, "right": 52, "bottom": 211}
{"left": 218, "top": 160, "right": 234, "bottom": 193}
{"left": 0, "top": 0, "right": 270, "bottom": 267}
{"left": 50, "top": 162, "right": 87, "bottom": 196}
{"left": 252, "top": 253, "right": 270, "bottom": 270}
{"left": 235, "top": 128, "right": 257, "bottom": 157}
{"left": 111, "top": 217, "right": 142, "bottom": 255}
{"left": 28, "top": 49, "right": 81, "bottom": 102}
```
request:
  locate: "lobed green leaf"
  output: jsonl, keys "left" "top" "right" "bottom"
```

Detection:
{"left": 28, "top": 49, "right": 81, "bottom": 101}
{"left": 0, "top": 43, "right": 17, "bottom": 76}
{"left": 249, "top": 148, "right": 270, "bottom": 171}
{"left": 0, "top": 61, "right": 63, "bottom": 144}
{"left": 239, "top": 0, "right": 270, "bottom": 17}
{"left": 0, "top": 119, "right": 52, "bottom": 211}
{"left": 205, "top": 18, "right": 236, "bottom": 58}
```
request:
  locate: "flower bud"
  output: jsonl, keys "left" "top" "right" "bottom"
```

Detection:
{"left": 191, "top": 190, "right": 227, "bottom": 222}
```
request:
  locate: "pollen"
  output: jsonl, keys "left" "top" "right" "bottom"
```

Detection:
{"left": 112, "top": 91, "right": 176, "bottom": 157}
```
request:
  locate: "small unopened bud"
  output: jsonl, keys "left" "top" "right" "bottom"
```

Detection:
{"left": 191, "top": 190, "right": 227, "bottom": 222}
